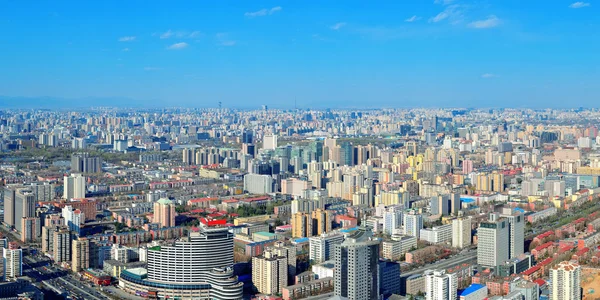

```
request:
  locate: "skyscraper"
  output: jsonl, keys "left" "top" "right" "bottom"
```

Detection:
{"left": 334, "top": 227, "right": 380, "bottom": 300}
{"left": 309, "top": 232, "right": 345, "bottom": 264}
{"left": 10, "top": 189, "right": 36, "bottom": 233}
{"left": 451, "top": 217, "right": 471, "bottom": 249}
{"left": 20, "top": 217, "right": 39, "bottom": 243}
{"left": 153, "top": 198, "right": 176, "bottom": 228}
{"left": 425, "top": 269, "right": 458, "bottom": 300}
{"left": 53, "top": 226, "right": 72, "bottom": 262}
{"left": 550, "top": 261, "right": 581, "bottom": 300}
{"left": 292, "top": 212, "right": 313, "bottom": 238}
{"left": 477, "top": 216, "right": 509, "bottom": 268}
{"left": 62, "top": 206, "right": 85, "bottom": 234}
{"left": 63, "top": 173, "right": 86, "bottom": 199}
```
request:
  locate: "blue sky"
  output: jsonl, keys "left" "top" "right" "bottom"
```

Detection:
{"left": 0, "top": 0, "right": 598, "bottom": 109}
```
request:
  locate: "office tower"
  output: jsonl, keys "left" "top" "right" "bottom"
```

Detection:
{"left": 242, "top": 130, "right": 254, "bottom": 144}
{"left": 334, "top": 227, "right": 380, "bottom": 300}
{"left": 71, "top": 153, "right": 102, "bottom": 173}
{"left": 550, "top": 261, "right": 581, "bottom": 300}
{"left": 452, "top": 217, "right": 471, "bottom": 249}
{"left": 72, "top": 238, "right": 90, "bottom": 272}
{"left": 403, "top": 211, "right": 423, "bottom": 239}
{"left": 3, "top": 243, "right": 23, "bottom": 279}
{"left": 311, "top": 208, "right": 332, "bottom": 236}
{"left": 130, "top": 225, "right": 242, "bottom": 299}
{"left": 63, "top": 173, "right": 86, "bottom": 199}
{"left": 263, "top": 134, "right": 278, "bottom": 150}
{"left": 13, "top": 189, "right": 35, "bottom": 233}
{"left": 425, "top": 269, "right": 458, "bottom": 300}
{"left": 182, "top": 148, "right": 195, "bottom": 165}
{"left": 53, "top": 226, "right": 72, "bottom": 262}
{"left": 379, "top": 261, "right": 401, "bottom": 297}
{"left": 252, "top": 250, "right": 288, "bottom": 295}
{"left": 242, "top": 143, "right": 256, "bottom": 158}
{"left": 291, "top": 212, "right": 312, "bottom": 238}
{"left": 62, "top": 206, "right": 85, "bottom": 234}
{"left": 477, "top": 217, "right": 509, "bottom": 267}
{"left": 153, "top": 198, "right": 176, "bottom": 228}
{"left": 3, "top": 186, "right": 16, "bottom": 227}
{"left": 501, "top": 208, "right": 525, "bottom": 259}
{"left": 20, "top": 217, "right": 38, "bottom": 243}
{"left": 309, "top": 232, "right": 345, "bottom": 264}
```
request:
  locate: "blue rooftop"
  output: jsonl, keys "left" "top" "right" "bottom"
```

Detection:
{"left": 294, "top": 237, "right": 309, "bottom": 243}
{"left": 460, "top": 284, "right": 485, "bottom": 296}
{"left": 460, "top": 198, "right": 475, "bottom": 203}
{"left": 340, "top": 227, "right": 358, "bottom": 233}
{"left": 514, "top": 207, "right": 525, "bottom": 213}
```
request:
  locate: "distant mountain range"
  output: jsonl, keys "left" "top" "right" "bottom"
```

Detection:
{"left": 0, "top": 96, "right": 157, "bottom": 109}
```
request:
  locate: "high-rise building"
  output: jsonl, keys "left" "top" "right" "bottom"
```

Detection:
{"left": 71, "top": 153, "right": 102, "bottom": 173}
{"left": 72, "top": 238, "right": 90, "bottom": 272}
{"left": 62, "top": 206, "right": 85, "bottom": 234}
{"left": 53, "top": 226, "right": 72, "bottom": 262}
{"left": 309, "top": 232, "right": 345, "bottom": 264}
{"left": 292, "top": 212, "right": 313, "bottom": 238}
{"left": 3, "top": 243, "right": 22, "bottom": 280}
{"left": 477, "top": 216, "right": 509, "bottom": 268}
{"left": 383, "top": 207, "right": 402, "bottom": 235}
{"left": 420, "top": 224, "right": 453, "bottom": 244}
{"left": 153, "top": 198, "right": 176, "bottom": 228}
{"left": 263, "top": 134, "right": 278, "bottom": 150}
{"left": 182, "top": 148, "right": 195, "bottom": 165}
{"left": 311, "top": 208, "right": 332, "bottom": 236}
{"left": 20, "top": 217, "right": 39, "bottom": 243}
{"left": 119, "top": 225, "right": 243, "bottom": 299}
{"left": 265, "top": 241, "right": 297, "bottom": 280}
{"left": 550, "top": 261, "right": 581, "bottom": 300}
{"left": 452, "top": 217, "right": 471, "bottom": 249}
{"left": 13, "top": 189, "right": 36, "bottom": 233}
{"left": 63, "top": 173, "right": 86, "bottom": 199}
{"left": 403, "top": 211, "right": 423, "bottom": 239}
{"left": 243, "top": 174, "right": 274, "bottom": 194}
{"left": 252, "top": 250, "right": 288, "bottom": 295}
{"left": 3, "top": 186, "right": 17, "bottom": 228}
{"left": 334, "top": 227, "right": 380, "bottom": 300}
{"left": 500, "top": 208, "right": 525, "bottom": 259}
{"left": 425, "top": 269, "right": 458, "bottom": 300}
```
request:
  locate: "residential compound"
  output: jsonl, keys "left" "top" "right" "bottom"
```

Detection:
{"left": 2, "top": 107, "right": 600, "bottom": 299}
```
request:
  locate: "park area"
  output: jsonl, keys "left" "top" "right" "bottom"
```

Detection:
{"left": 582, "top": 268, "right": 600, "bottom": 299}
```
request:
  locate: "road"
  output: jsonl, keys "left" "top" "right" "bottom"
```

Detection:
{"left": 23, "top": 255, "right": 110, "bottom": 300}
{"left": 401, "top": 250, "right": 478, "bottom": 278}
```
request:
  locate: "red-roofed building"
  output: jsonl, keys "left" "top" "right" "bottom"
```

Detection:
{"left": 187, "top": 197, "right": 219, "bottom": 208}
{"left": 532, "top": 242, "right": 555, "bottom": 259}
{"left": 522, "top": 266, "right": 542, "bottom": 281}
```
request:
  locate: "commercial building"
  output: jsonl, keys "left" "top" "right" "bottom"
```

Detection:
{"left": 549, "top": 261, "right": 581, "bottom": 300}
{"left": 420, "top": 224, "right": 453, "bottom": 244}
{"left": 153, "top": 198, "right": 176, "bottom": 228}
{"left": 500, "top": 208, "right": 525, "bottom": 259}
{"left": 334, "top": 227, "right": 380, "bottom": 300}
{"left": 425, "top": 269, "right": 458, "bottom": 300}
{"left": 477, "top": 216, "right": 509, "bottom": 268}
{"left": 309, "top": 232, "right": 344, "bottom": 264}
{"left": 243, "top": 174, "right": 274, "bottom": 194}
{"left": 118, "top": 225, "right": 243, "bottom": 300}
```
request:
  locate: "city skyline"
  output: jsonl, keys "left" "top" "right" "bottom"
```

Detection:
{"left": 1, "top": 1, "right": 598, "bottom": 108}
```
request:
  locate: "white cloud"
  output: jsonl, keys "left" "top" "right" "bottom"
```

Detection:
{"left": 122, "top": 48, "right": 130, "bottom": 52}
{"left": 468, "top": 15, "right": 501, "bottom": 29}
{"left": 160, "top": 30, "right": 174, "bottom": 39}
{"left": 330, "top": 22, "right": 347, "bottom": 30}
{"left": 245, "top": 6, "right": 282, "bottom": 17}
{"left": 405, "top": 15, "right": 421, "bottom": 22}
{"left": 429, "top": 4, "right": 463, "bottom": 24}
{"left": 167, "top": 42, "right": 189, "bottom": 50}
{"left": 118, "top": 36, "right": 136, "bottom": 42}
{"left": 481, "top": 73, "right": 497, "bottom": 78}
{"left": 144, "top": 67, "right": 162, "bottom": 71}
{"left": 569, "top": 2, "right": 590, "bottom": 8}
{"left": 216, "top": 33, "right": 236, "bottom": 46}
{"left": 434, "top": 0, "right": 454, "bottom": 4}
{"left": 189, "top": 31, "right": 202, "bottom": 38}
